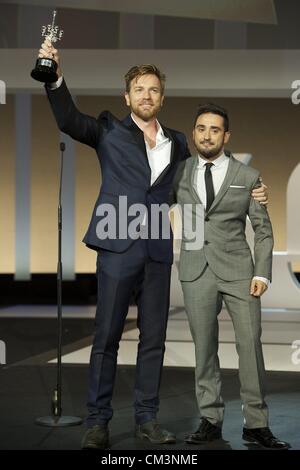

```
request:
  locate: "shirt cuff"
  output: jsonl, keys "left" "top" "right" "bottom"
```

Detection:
{"left": 47, "top": 75, "right": 63, "bottom": 90}
{"left": 253, "top": 276, "right": 269, "bottom": 287}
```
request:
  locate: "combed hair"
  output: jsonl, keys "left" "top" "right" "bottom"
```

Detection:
{"left": 194, "top": 103, "right": 229, "bottom": 131}
{"left": 125, "top": 64, "right": 166, "bottom": 94}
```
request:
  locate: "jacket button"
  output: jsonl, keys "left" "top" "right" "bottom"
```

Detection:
{"left": 204, "top": 240, "right": 209, "bottom": 245}
{"left": 205, "top": 217, "right": 209, "bottom": 222}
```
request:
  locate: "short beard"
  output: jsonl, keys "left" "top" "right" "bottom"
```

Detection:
{"left": 131, "top": 104, "right": 161, "bottom": 122}
{"left": 197, "top": 143, "right": 224, "bottom": 159}
{"left": 200, "top": 148, "right": 219, "bottom": 159}
{"left": 134, "top": 110, "right": 156, "bottom": 121}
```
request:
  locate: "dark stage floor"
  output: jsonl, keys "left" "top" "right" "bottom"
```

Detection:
{"left": 0, "top": 365, "right": 299, "bottom": 450}
{"left": 0, "top": 317, "right": 299, "bottom": 450}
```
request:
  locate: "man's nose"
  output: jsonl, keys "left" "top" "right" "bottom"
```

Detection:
{"left": 143, "top": 89, "right": 151, "bottom": 99}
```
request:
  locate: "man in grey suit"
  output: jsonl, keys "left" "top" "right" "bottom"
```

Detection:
{"left": 172, "top": 103, "right": 289, "bottom": 450}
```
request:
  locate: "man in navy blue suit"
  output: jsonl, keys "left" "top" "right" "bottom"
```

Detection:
{"left": 38, "top": 40, "right": 267, "bottom": 449}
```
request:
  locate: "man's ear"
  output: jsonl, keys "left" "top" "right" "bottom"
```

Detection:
{"left": 160, "top": 95, "right": 165, "bottom": 107}
{"left": 124, "top": 92, "right": 130, "bottom": 107}
{"left": 224, "top": 131, "right": 231, "bottom": 144}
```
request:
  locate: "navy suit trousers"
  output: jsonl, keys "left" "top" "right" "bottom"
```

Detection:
{"left": 86, "top": 239, "right": 171, "bottom": 426}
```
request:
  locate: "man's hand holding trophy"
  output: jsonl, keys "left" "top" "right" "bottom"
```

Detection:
{"left": 31, "top": 10, "right": 63, "bottom": 83}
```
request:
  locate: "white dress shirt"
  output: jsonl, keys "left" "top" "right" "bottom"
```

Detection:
{"left": 131, "top": 114, "right": 171, "bottom": 185}
{"left": 49, "top": 75, "right": 63, "bottom": 89}
{"left": 196, "top": 152, "right": 269, "bottom": 287}
{"left": 196, "top": 152, "right": 229, "bottom": 208}
{"left": 131, "top": 114, "right": 171, "bottom": 225}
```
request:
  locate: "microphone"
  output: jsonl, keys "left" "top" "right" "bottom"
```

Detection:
{"left": 35, "top": 139, "right": 82, "bottom": 428}
{"left": 58, "top": 142, "right": 65, "bottom": 219}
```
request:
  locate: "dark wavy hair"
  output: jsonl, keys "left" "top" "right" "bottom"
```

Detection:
{"left": 194, "top": 103, "right": 229, "bottom": 132}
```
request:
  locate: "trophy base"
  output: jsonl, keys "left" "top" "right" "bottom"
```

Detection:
{"left": 31, "top": 58, "right": 58, "bottom": 83}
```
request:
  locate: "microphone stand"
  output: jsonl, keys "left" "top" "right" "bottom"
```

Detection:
{"left": 36, "top": 142, "right": 82, "bottom": 427}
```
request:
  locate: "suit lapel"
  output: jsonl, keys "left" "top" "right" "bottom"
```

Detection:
{"left": 122, "top": 115, "right": 178, "bottom": 188}
{"left": 206, "top": 155, "right": 241, "bottom": 214}
{"left": 189, "top": 155, "right": 203, "bottom": 204}
{"left": 151, "top": 125, "right": 175, "bottom": 187}
{"left": 122, "top": 114, "right": 151, "bottom": 171}
{"left": 162, "top": 126, "right": 175, "bottom": 164}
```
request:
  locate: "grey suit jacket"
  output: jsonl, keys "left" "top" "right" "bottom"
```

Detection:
{"left": 171, "top": 154, "right": 274, "bottom": 282}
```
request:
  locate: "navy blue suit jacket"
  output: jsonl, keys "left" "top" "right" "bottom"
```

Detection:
{"left": 46, "top": 79, "right": 190, "bottom": 264}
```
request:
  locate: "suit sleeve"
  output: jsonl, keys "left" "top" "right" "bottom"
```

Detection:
{"left": 45, "top": 78, "right": 101, "bottom": 149}
{"left": 247, "top": 175, "right": 274, "bottom": 281}
{"left": 168, "top": 160, "right": 186, "bottom": 206}
{"left": 168, "top": 134, "right": 191, "bottom": 206}
{"left": 182, "top": 138, "right": 191, "bottom": 161}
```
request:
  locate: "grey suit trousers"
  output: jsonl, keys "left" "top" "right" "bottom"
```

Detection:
{"left": 181, "top": 264, "right": 268, "bottom": 429}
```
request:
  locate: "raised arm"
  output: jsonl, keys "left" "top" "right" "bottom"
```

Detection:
{"left": 38, "top": 39, "right": 101, "bottom": 149}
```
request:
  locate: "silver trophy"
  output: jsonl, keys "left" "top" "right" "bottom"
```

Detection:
{"left": 31, "top": 10, "right": 63, "bottom": 83}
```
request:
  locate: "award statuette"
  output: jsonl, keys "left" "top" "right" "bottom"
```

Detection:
{"left": 31, "top": 10, "right": 63, "bottom": 83}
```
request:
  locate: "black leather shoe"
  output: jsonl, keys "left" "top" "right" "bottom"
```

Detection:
{"left": 81, "top": 424, "right": 110, "bottom": 449}
{"left": 242, "top": 427, "right": 290, "bottom": 450}
{"left": 135, "top": 420, "right": 176, "bottom": 444}
{"left": 185, "top": 418, "right": 222, "bottom": 444}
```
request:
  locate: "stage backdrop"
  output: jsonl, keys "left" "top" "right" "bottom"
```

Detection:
{"left": 0, "top": 94, "right": 299, "bottom": 275}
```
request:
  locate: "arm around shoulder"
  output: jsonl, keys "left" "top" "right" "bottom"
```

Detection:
{"left": 248, "top": 175, "right": 274, "bottom": 281}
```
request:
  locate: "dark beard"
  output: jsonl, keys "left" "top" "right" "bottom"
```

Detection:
{"left": 199, "top": 148, "right": 219, "bottom": 159}
{"left": 197, "top": 142, "right": 224, "bottom": 159}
